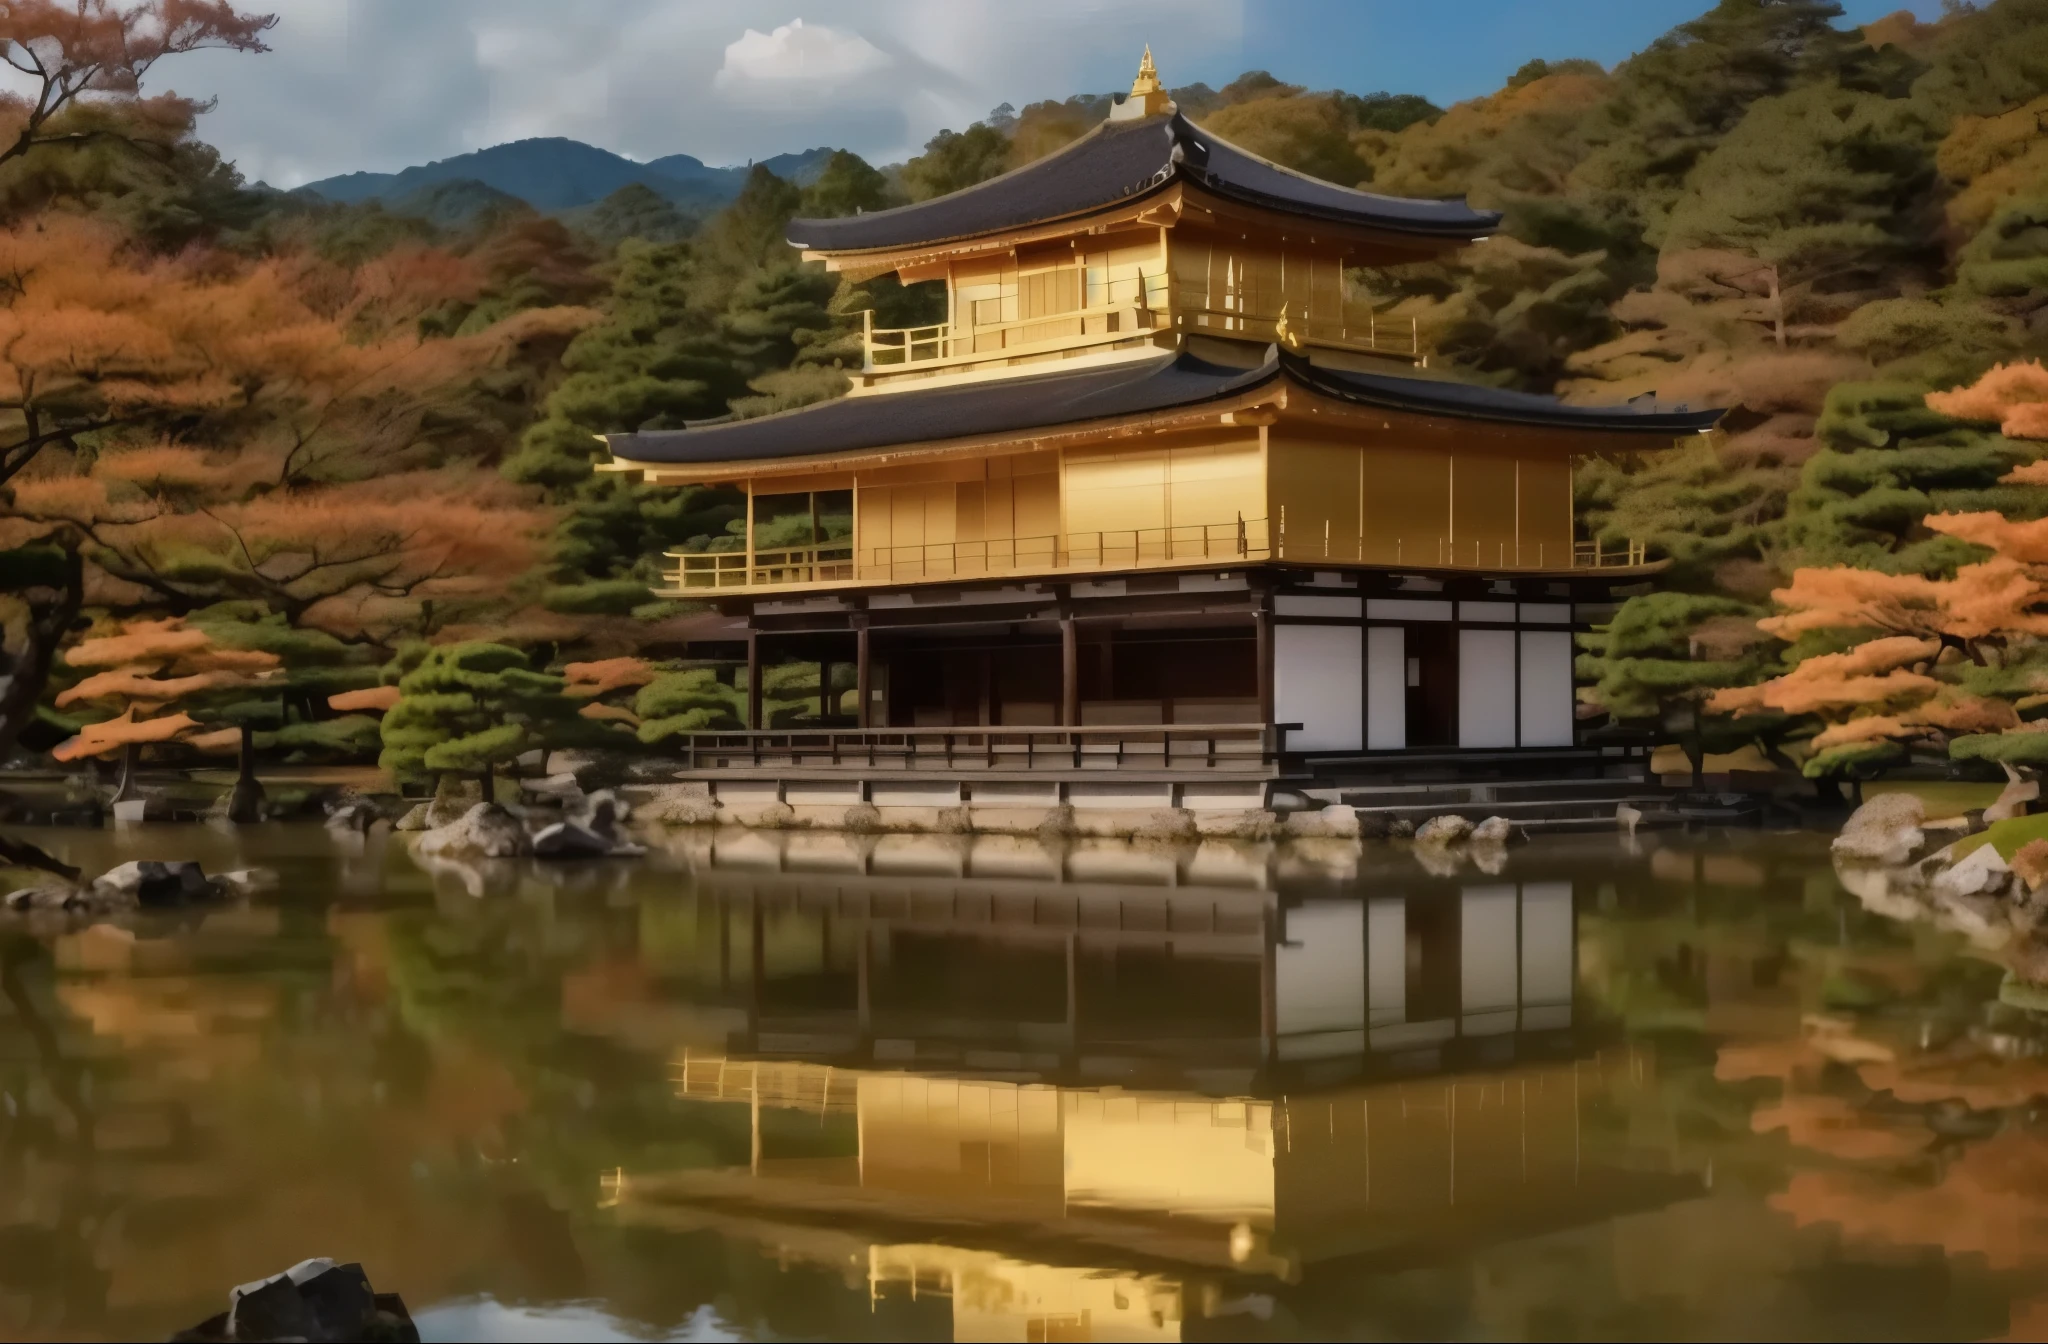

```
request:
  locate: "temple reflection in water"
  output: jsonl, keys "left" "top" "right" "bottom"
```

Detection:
{"left": 601, "top": 831, "right": 1704, "bottom": 1341}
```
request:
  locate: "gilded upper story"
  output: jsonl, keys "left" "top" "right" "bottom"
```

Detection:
{"left": 788, "top": 54, "right": 1501, "bottom": 390}
{"left": 597, "top": 55, "right": 1724, "bottom": 596}
{"left": 604, "top": 347, "right": 1720, "bottom": 597}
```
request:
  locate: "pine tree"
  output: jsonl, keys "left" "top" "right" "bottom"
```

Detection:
{"left": 378, "top": 642, "right": 580, "bottom": 800}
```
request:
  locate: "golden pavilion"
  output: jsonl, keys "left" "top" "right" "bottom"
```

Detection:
{"left": 602, "top": 53, "right": 1720, "bottom": 797}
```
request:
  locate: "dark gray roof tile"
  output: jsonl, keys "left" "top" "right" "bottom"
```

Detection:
{"left": 789, "top": 111, "right": 1499, "bottom": 254}
{"left": 606, "top": 348, "right": 1723, "bottom": 467}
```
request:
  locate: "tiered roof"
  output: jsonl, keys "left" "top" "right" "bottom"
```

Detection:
{"left": 605, "top": 348, "right": 1721, "bottom": 468}
{"left": 788, "top": 110, "right": 1501, "bottom": 255}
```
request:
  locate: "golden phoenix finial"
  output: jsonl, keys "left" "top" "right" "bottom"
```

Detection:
{"left": 1132, "top": 45, "right": 1162, "bottom": 96}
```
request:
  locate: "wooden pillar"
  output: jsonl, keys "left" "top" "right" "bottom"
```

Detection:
{"left": 818, "top": 659, "right": 832, "bottom": 721}
{"left": 855, "top": 621, "right": 872, "bottom": 729}
{"left": 1255, "top": 603, "right": 1275, "bottom": 725}
{"left": 746, "top": 630, "right": 763, "bottom": 730}
{"left": 1060, "top": 614, "right": 1079, "bottom": 727}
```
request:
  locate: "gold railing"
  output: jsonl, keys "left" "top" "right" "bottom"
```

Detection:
{"left": 670, "top": 519, "right": 1267, "bottom": 591}
{"left": 666, "top": 521, "right": 1650, "bottom": 592}
{"left": 674, "top": 541, "right": 855, "bottom": 589}
{"left": 1174, "top": 304, "right": 1422, "bottom": 359}
{"left": 865, "top": 300, "right": 1163, "bottom": 372}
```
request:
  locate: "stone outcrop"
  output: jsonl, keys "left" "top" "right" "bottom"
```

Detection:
{"left": 1831, "top": 792, "right": 1927, "bottom": 865}
{"left": 1414, "top": 814, "right": 1474, "bottom": 847}
{"left": 1470, "top": 815, "right": 1517, "bottom": 845}
{"left": 171, "top": 1257, "right": 418, "bottom": 1343}
{"left": 5, "top": 861, "right": 277, "bottom": 917}
{"left": 530, "top": 818, "right": 644, "bottom": 859}
{"left": 413, "top": 802, "right": 529, "bottom": 858}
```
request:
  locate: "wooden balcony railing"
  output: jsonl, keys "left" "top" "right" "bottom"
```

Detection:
{"left": 668, "top": 519, "right": 1268, "bottom": 591}
{"left": 668, "top": 722, "right": 1289, "bottom": 773}
{"left": 664, "top": 518, "right": 1651, "bottom": 593}
{"left": 1174, "top": 303, "right": 1422, "bottom": 359}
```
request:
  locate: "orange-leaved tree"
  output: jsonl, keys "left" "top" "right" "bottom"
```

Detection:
{"left": 1713, "top": 361, "right": 2048, "bottom": 776}
{"left": 562, "top": 657, "right": 656, "bottom": 734}
{"left": 0, "top": 0, "right": 274, "bottom": 178}
{"left": 50, "top": 615, "right": 278, "bottom": 811}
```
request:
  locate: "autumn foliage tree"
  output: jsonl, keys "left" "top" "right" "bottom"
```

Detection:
{"left": 49, "top": 615, "right": 278, "bottom": 808}
{"left": 1714, "top": 461, "right": 2048, "bottom": 777}
{"left": 0, "top": 1, "right": 275, "bottom": 175}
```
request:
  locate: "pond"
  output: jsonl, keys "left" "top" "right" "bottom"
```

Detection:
{"left": 1, "top": 822, "right": 2044, "bottom": 1342}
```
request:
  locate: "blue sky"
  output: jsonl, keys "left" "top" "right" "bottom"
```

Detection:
{"left": 1233, "top": 1, "right": 1948, "bottom": 104}
{"left": 149, "top": 0, "right": 1957, "bottom": 187}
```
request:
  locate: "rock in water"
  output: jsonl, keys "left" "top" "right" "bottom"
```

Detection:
{"left": 393, "top": 802, "right": 432, "bottom": 832}
{"left": 171, "top": 1256, "right": 419, "bottom": 1342}
{"left": 91, "top": 860, "right": 214, "bottom": 908}
{"left": 415, "top": 802, "right": 530, "bottom": 859}
{"left": 1414, "top": 814, "right": 1473, "bottom": 848}
{"left": 1832, "top": 792, "right": 1927, "bottom": 865}
{"left": 1933, "top": 842, "right": 2012, "bottom": 899}
{"left": 212, "top": 868, "right": 279, "bottom": 899}
{"left": 531, "top": 820, "right": 613, "bottom": 859}
{"left": 4, "top": 881, "right": 83, "bottom": 912}
{"left": 1615, "top": 803, "right": 1642, "bottom": 836}
{"left": 324, "top": 799, "right": 381, "bottom": 833}
{"left": 1470, "top": 815, "right": 1517, "bottom": 845}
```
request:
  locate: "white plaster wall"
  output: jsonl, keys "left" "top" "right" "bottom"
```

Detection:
{"left": 1518, "top": 629, "right": 1576, "bottom": 748}
{"left": 1458, "top": 629, "right": 1518, "bottom": 748}
{"left": 1275, "top": 624, "right": 1363, "bottom": 751}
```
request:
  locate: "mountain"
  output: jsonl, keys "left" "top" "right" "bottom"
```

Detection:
{"left": 644, "top": 146, "right": 838, "bottom": 189}
{"left": 385, "top": 178, "right": 529, "bottom": 228}
{"left": 298, "top": 138, "right": 841, "bottom": 217}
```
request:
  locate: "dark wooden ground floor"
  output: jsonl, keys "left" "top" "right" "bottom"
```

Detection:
{"left": 711, "top": 562, "right": 1635, "bottom": 760}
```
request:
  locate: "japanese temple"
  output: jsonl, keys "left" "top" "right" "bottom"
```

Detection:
{"left": 601, "top": 52, "right": 1722, "bottom": 810}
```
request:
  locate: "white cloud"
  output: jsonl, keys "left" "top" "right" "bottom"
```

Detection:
{"left": 712, "top": 19, "right": 893, "bottom": 101}
{"left": 149, "top": 0, "right": 1242, "bottom": 187}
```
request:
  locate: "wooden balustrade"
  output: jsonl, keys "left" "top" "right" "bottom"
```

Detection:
{"left": 669, "top": 722, "right": 1290, "bottom": 773}
{"left": 665, "top": 519, "right": 1651, "bottom": 593}
{"left": 1173, "top": 304, "right": 1421, "bottom": 358}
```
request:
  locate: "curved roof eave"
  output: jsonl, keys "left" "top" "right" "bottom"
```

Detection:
{"left": 1280, "top": 353, "right": 1727, "bottom": 435}
{"left": 602, "top": 346, "right": 1724, "bottom": 476}
{"left": 787, "top": 110, "right": 1500, "bottom": 255}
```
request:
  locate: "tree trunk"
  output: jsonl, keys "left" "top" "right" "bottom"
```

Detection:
{"left": 480, "top": 760, "right": 496, "bottom": 809}
{"left": 1768, "top": 265, "right": 1785, "bottom": 350}
{"left": 1685, "top": 734, "right": 1705, "bottom": 792}
{"left": 110, "top": 742, "right": 141, "bottom": 804}
{"left": 226, "top": 722, "right": 265, "bottom": 823}
{"left": 0, "top": 545, "right": 83, "bottom": 760}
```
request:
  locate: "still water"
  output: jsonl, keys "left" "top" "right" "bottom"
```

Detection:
{"left": 0, "top": 822, "right": 2043, "bottom": 1342}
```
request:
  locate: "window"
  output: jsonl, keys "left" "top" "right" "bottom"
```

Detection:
{"left": 751, "top": 489, "right": 854, "bottom": 552}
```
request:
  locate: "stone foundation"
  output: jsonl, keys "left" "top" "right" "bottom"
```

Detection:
{"left": 627, "top": 780, "right": 1351, "bottom": 840}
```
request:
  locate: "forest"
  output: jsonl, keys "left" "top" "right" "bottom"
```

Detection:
{"left": 3, "top": 0, "right": 2048, "bottom": 793}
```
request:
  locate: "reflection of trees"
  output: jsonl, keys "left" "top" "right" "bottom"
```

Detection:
{"left": 0, "top": 936, "right": 112, "bottom": 1332}
{"left": 1576, "top": 834, "right": 2048, "bottom": 1333}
